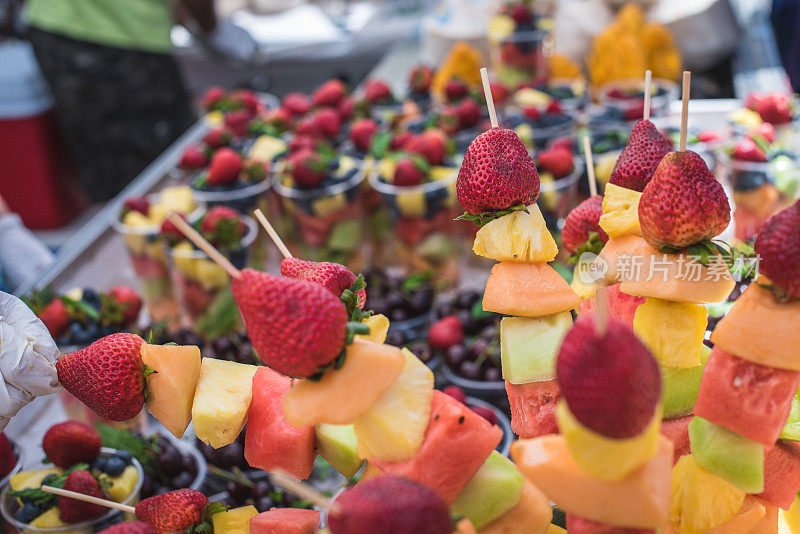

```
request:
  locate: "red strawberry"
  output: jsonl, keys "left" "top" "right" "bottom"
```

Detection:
{"left": 638, "top": 150, "right": 730, "bottom": 249}
{"left": 313, "top": 79, "right": 346, "bottom": 108}
{"left": 282, "top": 92, "right": 311, "bottom": 116}
{"left": 748, "top": 122, "right": 776, "bottom": 144}
{"left": 159, "top": 214, "right": 187, "bottom": 242}
{"left": 201, "top": 86, "right": 226, "bottom": 111}
{"left": 290, "top": 149, "right": 326, "bottom": 188}
{"left": 754, "top": 199, "right": 800, "bottom": 298}
{"left": 243, "top": 158, "right": 268, "bottom": 182}
{"left": 436, "top": 107, "right": 461, "bottom": 135}
{"left": 296, "top": 116, "right": 322, "bottom": 138}
{"left": 427, "top": 316, "right": 463, "bottom": 351}
{"left": 179, "top": 145, "right": 207, "bottom": 170}
{"left": 546, "top": 99, "right": 563, "bottom": 114}
{"left": 200, "top": 206, "right": 246, "bottom": 248}
{"left": 123, "top": 196, "right": 150, "bottom": 216}
{"left": 224, "top": 109, "right": 251, "bottom": 137}
{"left": 38, "top": 298, "right": 70, "bottom": 338}
{"left": 349, "top": 119, "right": 378, "bottom": 152}
{"left": 550, "top": 138, "right": 573, "bottom": 153}
{"left": 42, "top": 421, "right": 101, "bottom": 468}
{"left": 207, "top": 148, "right": 242, "bottom": 185}
{"left": 561, "top": 196, "right": 608, "bottom": 254}
{"left": 757, "top": 93, "right": 793, "bottom": 125}
{"left": 98, "top": 522, "right": 156, "bottom": 534}
{"left": 490, "top": 81, "right": 510, "bottom": 105}
{"left": 391, "top": 131, "right": 414, "bottom": 150}
{"left": 313, "top": 107, "right": 342, "bottom": 139}
{"left": 338, "top": 95, "right": 356, "bottom": 121}
{"left": 265, "top": 107, "right": 292, "bottom": 130}
{"left": 56, "top": 333, "right": 146, "bottom": 421}
{"left": 697, "top": 130, "right": 722, "bottom": 143}
{"left": 457, "top": 99, "right": 482, "bottom": 129}
{"left": 557, "top": 316, "right": 661, "bottom": 439}
{"left": 457, "top": 128, "right": 540, "bottom": 214}
{"left": 105, "top": 286, "right": 143, "bottom": 326}
{"left": 229, "top": 88, "right": 261, "bottom": 116}
{"left": 442, "top": 385, "right": 467, "bottom": 404}
{"left": 288, "top": 135, "right": 317, "bottom": 154}
{"left": 732, "top": 138, "right": 767, "bottom": 162}
{"left": 745, "top": 91, "right": 765, "bottom": 111}
{"left": 59, "top": 470, "right": 108, "bottom": 522}
{"left": 280, "top": 257, "right": 366, "bottom": 307}
{"left": 523, "top": 106, "right": 541, "bottom": 122}
{"left": 231, "top": 269, "right": 347, "bottom": 377}
{"left": 471, "top": 405, "right": 497, "bottom": 425}
{"left": 203, "top": 127, "right": 233, "bottom": 149}
{"left": 608, "top": 119, "right": 671, "bottom": 192}
{"left": 510, "top": 3, "right": 533, "bottom": 25}
{"left": 405, "top": 130, "right": 446, "bottom": 165}
{"left": 537, "top": 147, "right": 574, "bottom": 178}
{"left": 408, "top": 65, "right": 433, "bottom": 94}
{"left": 364, "top": 78, "right": 393, "bottom": 104}
{"left": 0, "top": 433, "right": 16, "bottom": 477}
{"left": 444, "top": 79, "right": 468, "bottom": 103}
{"left": 393, "top": 158, "right": 425, "bottom": 187}
{"left": 135, "top": 489, "right": 208, "bottom": 533}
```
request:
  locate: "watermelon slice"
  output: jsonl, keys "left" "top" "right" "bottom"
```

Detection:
{"left": 506, "top": 380, "right": 560, "bottom": 438}
{"left": 578, "top": 284, "right": 645, "bottom": 326}
{"left": 244, "top": 367, "right": 316, "bottom": 479}
{"left": 566, "top": 514, "right": 655, "bottom": 533}
{"left": 660, "top": 415, "right": 692, "bottom": 465}
{"left": 250, "top": 508, "right": 320, "bottom": 534}
{"left": 373, "top": 390, "right": 502, "bottom": 504}
{"left": 694, "top": 347, "right": 800, "bottom": 446}
{"left": 758, "top": 441, "right": 800, "bottom": 510}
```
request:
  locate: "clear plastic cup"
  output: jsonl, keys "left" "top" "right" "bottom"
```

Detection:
{"left": 596, "top": 78, "right": 679, "bottom": 122}
{"left": 489, "top": 28, "right": 552, "bottom": 85}
{"left": 190, "top": 175, "right": 271, "bottom": 213}
{"left": 536, "top": 156, "right": 585, "bottom": 229}
{"left": 0, "top": 439, "right": 24, "bottom": 489}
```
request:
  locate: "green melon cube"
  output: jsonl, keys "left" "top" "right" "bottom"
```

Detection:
{"left": 689, "top": 416, "right": 764, "bottom": 493}
{"left": 500, "top": 312, "right": 572, "bottom": 384}
{"left": 451, "top": 451, "right": 525, "bottom": 529}
{"left": 662, "top": 345, "right": 711, "bottom": 419}
{"left": 315, "top": 424, "right": 363, "bottom": 479}
{"left": 781, "top": 390, "right": 800, "bottom": 441}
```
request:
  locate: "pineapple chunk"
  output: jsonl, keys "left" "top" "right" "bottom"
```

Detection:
{"left": 570, "top": 258, "right": 599, "bottom": 300}
{"left": 354, "top": 348, "right": 434, "bottom": 462}
{"left": 670, "top": 455, "right": 745, "bottom": 534}
{"left": 473, "top": 205, "right": 558, "bottom": 262}
{"left": 100, "top": 465, "right": 139, "bottom": 502}
{"left": 192, "top": 358, "right": 258, "bottom": 448}
{"left": 784, "top": 494, "right": 800, "bottom": 532}
{"left": 212, "top": 505, "right": 258, "bottom": 533}
{"left": 357, "top": 314, "right": 390, "bottom": 344}
{"left": 29, "top": 508, "right": 69, "bottom": 529}
{"left": 195, "top": 258, "right": 230, "bottom": 289}
{"left": 633, "top": 298, "right": 707, "bottom": 368}
{"left": 599, "top": 183, "right": 643, "bottom": 238}
{"left": 10, "top": 467, "right": 62, "bottom": 491}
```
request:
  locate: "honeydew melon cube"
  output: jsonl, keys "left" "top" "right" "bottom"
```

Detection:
{"left": 689, "top": 416, "right": 765, "bottom": 493}
{"left": 451, "top": 451, "right": 525, "bottom": 529}
{"left": 500, "top": 312, "right": 573, "bottom": 384}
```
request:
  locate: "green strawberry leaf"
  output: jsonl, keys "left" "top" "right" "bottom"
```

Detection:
{"left": 370, "top": 132, "right": 392, "bottom": 158}
{"left": 455, "top": 204, "right": 529, "bottom": 227}
{"left": 96, "top": 424, "right": 164, "bottom": 483}
{"left": 565, "top": 232, "right": 606, "bottom": 264}
{"left": 62, "top": 296, "right": 101, "bottom": 321}
{"left": 470, "top": 298, "right": 493, "bottom": 321}
{"left": 402, "top": 272, "right": 433, "bottom": 293}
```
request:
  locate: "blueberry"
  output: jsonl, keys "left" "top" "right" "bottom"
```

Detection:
{"left": 104, "top": 457, "right": 126, "bottom": 476}
{"left": 92, "top": 456, "right": 107, "bottom": 473}
{"left": 82, "top": 288, "right": 101, "bottom": 307}
{"left": 114, "top": 450, "right": 133, "bottom": 465}
{"left": 16, "top": 503, "right": 41, "bottom": 524}
{"left": 327, "top": 158, "right": 340, "bottom": 171}
{"left": 41, "top": 474, "right": 58, "bottom": 486}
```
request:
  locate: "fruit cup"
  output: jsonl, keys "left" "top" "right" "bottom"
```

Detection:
{"left": 536, "top": 156, "right": 585, "bottom": 229}
{"left": 190, "top": 173, "right": 271, "bottom": 214}
{"left": 489, "top": 26, "right": 551, "bottom": 86}
{"left": 595, "top": 78, "right": 679, "bottom": 123}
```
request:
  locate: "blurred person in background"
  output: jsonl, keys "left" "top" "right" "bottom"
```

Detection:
{"left": 24, "top": 0, "right": 218, "bottom": 202}
{"left": 771, "top": 0, "right": 800, "bottom": 91}
{"left": 0, "top": 193, "right": 53, "bottom": 293}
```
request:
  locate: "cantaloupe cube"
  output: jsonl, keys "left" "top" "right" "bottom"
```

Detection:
{"left": 212, "top": 505, "right": 258, "bottom": 533}
{"left": 633, "top": 299, "right": 707, "bottom": 368}
{"left": 710, "top": 282, "right": 800, "bottom": 371}
{"left": 597, "top": 235, "right": 649, "bottom": 284}
{"left": 141, "top": 343, "right": 201, "bottom": 439}
{"left": 483, "top": 262, "right": 580, "bottom": 317}
{"left": 472, "top": 206, "right": 558, "bottom": 262}
{"left": 479, "top": 482, "right": 552, "bottom": 534}
{"left": 500, "top": 312, "right": 572, "bottom": 384}
{"left": 250, "top": 508, "right": 320, "bottom": 534}
{"left": 283, "top": 340, "right": 405, "bottom": 427}
{"left": 599, "top": 183, "right": 643, "bottom": 238}
{"left": 511, "top": 435, "right": 672, "bottom": 529}
{"left": 567, "top": 514, "right": 657, "bottom": 533}
{"left": 192, "top": 358, "right": 258, "bottom": 448}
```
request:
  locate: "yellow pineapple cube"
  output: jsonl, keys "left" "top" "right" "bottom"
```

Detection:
{"left": 599, "top": 183, "right": 643, "bottom": 238}
{"left": 784, "top": 494, "right": 800, "bottom": 532}
{"left": 397, "top": 190, "right": 426, "bottom": 217}
{"left": 29, "top": 508, "right": 70, "bottom": 530}
{"left": 353, "top": 348, "right": 434, "bottom": 462}
{"left": 357, "top": 314, "right": 390, "bottom": 344}
{"left": 100, "top": 465, "right": 139, "bottom": 502}
{"left": 670, "top": 455, "right": 745, "bottom": 534}
{"left": 10, "top": 468, "right": 62, "bottom": 491}
{"left": 192, "top": 358, "right": 258, "bottom": 448}
{"left": 212, "top": 505, "right": 258, "bottom": 533}
{"left": 633, "top": 298, "right": 707, "bottom": 368}
{"left": 473, "top": 205, "right": 558, "bottom": 262}
{"left": 195, "top": 258, "right": 230, "bottom": 290}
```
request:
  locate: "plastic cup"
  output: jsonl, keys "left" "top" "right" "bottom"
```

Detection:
{"left": 489, "top": 28, "right": 551, "bottom": 85}
{"left": 596, "top": 78, "right": 679, "bottom": 122}
{"left": 190, "top": 175, "right": 271, "bottom": 213}
{"left": 0, "top": 439, "right": 24, "bottom": 489}
{"left": 537, "top": 156, "right": 585, "bottom": 228}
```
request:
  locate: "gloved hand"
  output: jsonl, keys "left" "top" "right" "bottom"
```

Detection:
{"left": 0, "top": 292, "right": 61, "bottom": 430}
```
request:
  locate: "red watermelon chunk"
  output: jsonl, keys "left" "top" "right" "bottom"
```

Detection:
{"left": 578, "top": 284, "right": 645, "bottom": 326}
{"left": 660, "top": 415, "right": 692, "bottom": 465}
{"left": 758, "top": 441, "right": 800, "bottom": 510}
{"left": 694, "top": 347, "right": 800, "bottom": 446}
{"left": 245, "top": 367, "right": 316, "bottom": 479}
{"left": 567, "top": 514, "right": 656, "bottom": 533}
{"left": 250, "top": 508, "right": 320, "bottom": 534}
{"left": 373, "top": 390, "right": 502, "bottom": 504}
{"left": 506, "top": 380, "right": 560, "bottom": 438}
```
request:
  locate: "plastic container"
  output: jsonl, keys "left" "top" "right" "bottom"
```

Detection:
{"left": 537, "top": 156, "right": 585, "bottom": 229}
{"left": 190, "top": 176, "right": 271, "bottom": 213}
{"left": 595, "top": 78, "right": 679, "bottom": 123}
{"left": 441, "top": 364, "right": 506, "bottom": 405}
{"left": 0, "top": 439, "right": 24, "bottom": 489}
{"left": 489, "top": 28, "right": 551, "bottom": 85}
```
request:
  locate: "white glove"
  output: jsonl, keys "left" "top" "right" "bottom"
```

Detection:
{"left": 206, "top": 18, "right": 259, "bottom": 63}
{"left": 0, "top": 292, "right": 61, "bottom": 431}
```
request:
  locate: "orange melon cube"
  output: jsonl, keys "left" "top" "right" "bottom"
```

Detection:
{"left": 480, "top": 482, "right": 552, "bottom": 534}
{"left": 710, "top": 282, "right": 800, "bottom": 371}
{"left": 597, "top": 235, "right": 648, "bottom": 284}
{"left": 250, "top": 508, "right": 320, "bottom": 534}
{"left": 510, "top": 435, "right": 673, "bottom": 529}
{"left": 282, "top": 340, "right": 405, "bottom": 426}
{"left": 483, "top": 262, "right": 580, "bottom": 317}
{"left": 141, "top": 343, "right": 201, "bottom": 439}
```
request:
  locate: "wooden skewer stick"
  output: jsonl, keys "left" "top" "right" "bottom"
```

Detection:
{"left": 480, "top": 67, "right": 499, "bottom": 129}
{"left": 679, "top": 71, "right": 691, "bottom": 152}
{"left": 270, "top": 471, "right": 341, "bottom": 514}
{"left": 582, "top": 135, "right": 598, "bottom": 198}
{"left": 41, "top": 486, "right": 135, "bottom": 514}
{"left": 594, "top": 282, "right": 609, "bottom": 336}
{"left": 253, "top": 209, "right": 293, "bottom": 259}
{"left": 643, "top": 69, "right": 653, "bottom": 121}
{"left": 167, "top": 212, "right": 241, "bottom": 279}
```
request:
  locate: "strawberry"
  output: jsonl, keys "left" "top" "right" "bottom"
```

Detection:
{"left": 224, "top": 109, "right": 251, "bottom": 137}
{"left": 159, "top": 214, "right": 186, "bottom": 242}
{"left": 444, "top": 79, "right": 468, "bottom": 103}
{"left": 471, "top": 405, "right": 497, "bottom": 425}
{"left": 428, "top": 316, "right": 463, "bottom": 351}
{"left": 745, "top": 91, "right": 765, "bottom": 111}
{"left": 697, "top": 130, "right": 722, "bottom": 143}
{"left": 457, "top": 98, "right": 482, "bottom": 129}
{"left": 203, "top": 127, "right": 233, "bottom": 149}
{"left": 408, "top": 65, "right": 433, "bottom": 94}
{"left": 393, "top": 157, "right": 425, "bottom": 187}
{"left": 207, "top": 148, "right": 242, "bottom": 185}
{"left": 313, "top": 79, "right": 346, "bottom": 108}
{"left": 442, "top": 385, "right": 467, "bottom": 404}
{"left": 638, "top": 150, "right": 730, "bottom": 250}
{"left": 436, "top": 107, "right": 461, "bottom": 135}
{"left": 754, "top": 199, "right": 800, "bottom": 299}
{"left": 295, "top": 116, "right": 322, "bottom": 138}
{"left": 391, "top": 131, "right": 414, "bottom": 150}
{"left": 201, "top": 86, "right": 226, "bottom": 111}
{"left": 349, "top": 119, "right": 378, "bottom": 152}
{"left": 288, "top": 135, "right": 317, "bottom": 154}
{"left": 490, "top": 81, "right": 510, "bottom": 105}
{"left": 732, "top": 138, "right": 767, "bottom": 162}
{"left": 364, "top": 78, "right": 393, "bottom": 104}
{"left": 757, "top": 93, "right": 793, "bottom": 125}
{"left": 537, "top": 146, "right": 574, "bottom": 178}
{"left": 59, "top": 470, "right": 108, "bottom": 522}
{"left": 123, "top": 196, "right": 150, "bottom": 216}
{"left": 0, "top": 433, "right": 16, "bottom": 477}
{"left": 550, "top": 138, "right": 573, "bottom": 153}
{"left": 38, "top": 298, "right": 70, "bottom": 338}
{"left": 98, "top": 522, "right": 156, "bottom": 534}
{"left": 56, "top": 333, "right": 147, "bottom": 421}
{"left": 179, "top": 145, "right": 207, "bottom": 170}
{"left": 313, "top": 107, "right": 342, "bottom": 139}
{"left": 608, "top": 119, "right": 671, "bottom": 192}
{"left": 243, "top": 158, "right": 268, "bottom": 182}
{"left": 510, "top": 3, "right": 533, "bottom": 25}
{"left": 546, "top": 99, "right": 563, "bottom": 114}
{"left": 290, "top": 149, "right": 326, "bottom": 188}
{"left": 748, "top": 122, "right": 776, "bottom": 144}
{"left": 200, "top": 206, "right": 246, "bottom": 249}
{"left": 104, "top": 285, "right": 143, "bottom": 327}
{"left": 405, "top": 130, "right": 446, "bottom": 165}
{"left": 229, "top": 88, "right": 261, "bottom": 116}
{"left": 42, "top": 421, "right": 101, "bottom": 468}
{"left": 282, "top": 92, "right": 311, "bottom": 116}
{"left": 457, "top": 128, "right": 540, "bottom": 214}
{"left": 338, "top": 95, "right": 356, "bottom": 121}
{"left": 557, "top": 316, "right": 661, "bottom": 439}
{"left": 280, "top": 257, "right": 366, "bottom": 307}
{"left": 561, "top": 196, "right": 608, "bottom": 254}
{"left": 265, "top": 107, "right": 292, "bottom": 131}
{"left": 231, "top": 269, "right": 347, "bottom": 377}
{"left": 523, "top": 106, "right": 541, "bottom": 122}
{"left": 135, "top": 489, "right": 209, "bottom": 533}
